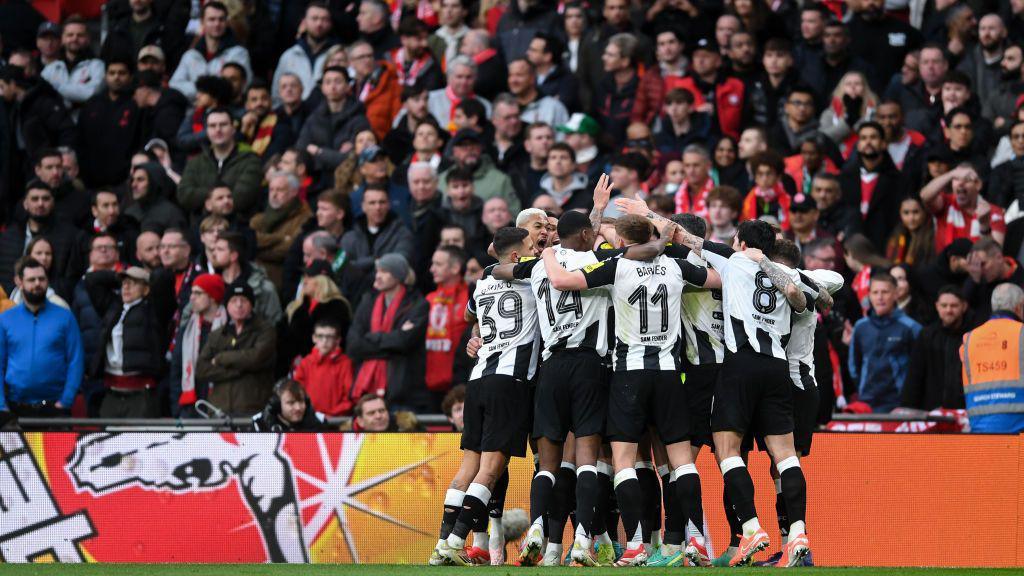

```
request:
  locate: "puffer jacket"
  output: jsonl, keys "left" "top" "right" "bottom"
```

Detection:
{"left": 271, "top": 35, "right": 339, "bottom": 102}
{"left": 849, "top": 308, "right": 922, "bottom": 413}
{"left": 359, "top": 61, "right": 402, "bottom": 141}
{"left": 169, "top": 35, "right": 251, "bottom": 101}
{"left": 91, "top": 297, "right": 167, "bottom": 378}
{"left": 197, "top": 315, "right": 276, "bottom": 415}
{"left": 41, "top": 51, "right": 105, "bottom": 107}
{"left": 177, "top": 144, "right": 263, "bottom": 216}
{"left": 295, "top": 97, "right": 371, "bottom": 171}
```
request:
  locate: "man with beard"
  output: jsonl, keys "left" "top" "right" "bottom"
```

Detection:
{"left": 439, "top": 129, "right": 520, "bottom": 213}
{"left": 921, "top": 163, "right": 1006, "bottom": 249}
{"left": 983, "top": 44, "right": 1023, "bottom": 130}
{"left": 847, "top": 0, "right": 921, "bottom": 91}
{"left": 239, "top": 80, "right": 290, "bottom": 158}
{"left": 101, "top": 0, "right": 189, "bottom": 70}
{"left": 25, "top": 148, "right": 90, "bottom": 228}
{"left": 0, "top": 257, "right": 84, "bottom": 420}
{"left": 272, "top": 1, "right": 338, "bottom": 102}
{"left": 838, "top": 122, "right": 905, "bottom": 250}
{"left": 77, "top": 57, "right": 141, "bottom": 188}
{"left": 0, "top": 183, "right": 85, "bottom": 297}
{"left": 957, "top": 14, "right": 1007, "bottom": 101}
{"left": 41, "top": 16, "right": 106, "bottom": 112}
{"left": 210, "top": 231, "right": 283, "bottom": 325}
{"left": 394, "top": 17, "right": 444, "bottom": 91}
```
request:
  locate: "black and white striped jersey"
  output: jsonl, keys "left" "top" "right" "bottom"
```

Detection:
{"left": 666, "top": 244, "right": 726, "bottom": 366}
{"left": 786, "top": 269, "right": 845, "bottom": 389}
{"left": 581, "top": 254, "right": 709, "bottom": 372}
{"left": 513, "top": 247, "right": 622, "bottom": 361}
{"left": 702, "top": 244, "right": 819, "bottom": 361}
{"left": 467, "top": 268, "right": 540, "bottom": 382}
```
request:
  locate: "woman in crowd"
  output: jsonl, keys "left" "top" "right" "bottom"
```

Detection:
{"left": 886, "top": 196, "right": 936, "bottom": 267}
{"left": 284, "top": 263, "right": 353, "bottom": 369}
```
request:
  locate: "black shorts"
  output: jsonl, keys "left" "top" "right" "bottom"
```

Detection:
{"left": 462, "top": 374, "right": 530, "bottom": 457}
{"left": 683, "top": 362, "right": 720, "bottom": 449}
{"left": 743, "top": 381, "right": 819, "bottom": 456}
{"left": 606, "top": 369, "right": 690, "bottom": 445}
{"left": 711, "top": 345, "right": 793, "bottom": 438}
{"left": 533, "top": 349, "right": 610, "bottom": 442}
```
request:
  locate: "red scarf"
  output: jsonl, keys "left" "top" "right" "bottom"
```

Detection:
{"left": 393, "top": 48, "right": 432, "bottom": 87}
{"left": 674, "top": 177, "right": 714, "bottom": 217}
{"left": 352, "top": 286, "right": 406, "bottom": 398}
{"left": 445, "top": 85, "right": 471, "bottom": 133}
{"left": 191, "top": 106, "right": 206, "bottom": 135}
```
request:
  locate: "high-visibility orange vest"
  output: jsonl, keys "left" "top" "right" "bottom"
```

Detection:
{"left": 959, "top": 316, "right": 1024, "bottom": 432}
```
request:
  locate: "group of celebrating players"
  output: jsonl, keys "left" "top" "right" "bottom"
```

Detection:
{"left": 429, "top": 174, "right": 843, "bottom": 568}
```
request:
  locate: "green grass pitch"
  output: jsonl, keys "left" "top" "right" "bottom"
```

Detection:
{"left": 1, "top": 566, "right": 1020, "bottom": 576}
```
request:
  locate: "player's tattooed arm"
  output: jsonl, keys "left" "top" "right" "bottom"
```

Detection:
{"left": 751, "top": 253, "right": 807, "bottom": 312}
{"left": 590, "top": 173, "right": 612, "bottom": 233}
{"left": 814, "top": 282, "right": 833, "bottom": 311}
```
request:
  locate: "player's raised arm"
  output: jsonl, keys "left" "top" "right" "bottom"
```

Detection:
{"left": 743, "top": 248, "right": 807, "bottom": 312}
{"left": 590, "top": 172, "right": 612, "bottom": 234}
{"left": 543, "top": 246, "right": 589, "bottom": 291}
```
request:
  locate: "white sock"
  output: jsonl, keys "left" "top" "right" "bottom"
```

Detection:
{"left": 473, "top": 531, "right": 489, "bottom": 548}
{"left": 789, "top": 521, "right": 806, "bottom": 540}
{"left": 437, "top": 538, "right": 446, "bottom": 548}
{"left": 686, "top": 521, "right": 705, "bottom": 546}
{"left": 774, "top": 478, "right": 782, "bottom": 494}
{"left": 448, "top": 533, "right": 465, "bottom": 548}
{"left": 651, "top": 530, "right": 662, "bottom": 549}
{"left": 596, "top": 532, "right": 613, "bottom": 546}
{"left": 444, "top": 488, "right": 465, "bottom": 506}
{"left": 545, "top": 542, "right": 562, "bottom": 556}
{"left": 741, "top": 518, "right": 762, "bottom": 538}
{"left": 488, "top": 517, "right": 504, "bottom": 549}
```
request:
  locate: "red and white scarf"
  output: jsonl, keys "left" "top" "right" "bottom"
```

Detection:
{"left": 179, "top": 306, "right": 227, "bottom": 406}
{"left": 674, "top": 177, "right": 714, "bottom": 217}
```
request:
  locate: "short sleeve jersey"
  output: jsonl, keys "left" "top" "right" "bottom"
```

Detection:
{"left": 512, "top": 247, "right": 622, "bottom": 360}
{"left": 665, "top": 244, "right": 726, "bottom": 366}
{"left": 703, "top": 244, "right": 818, "bottom": 360}
{"left": 467, "top": 267, "right": 540, "bottom": 381}
{"left": 786, "top": 269, "right": 845, "bottom": 389}
{"left": 581, "top": 254, "right": 708, "bottom": 372}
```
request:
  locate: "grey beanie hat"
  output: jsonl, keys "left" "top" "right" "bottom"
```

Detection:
{"left": 376, "top": 253, "right": 413, "bottom": 285}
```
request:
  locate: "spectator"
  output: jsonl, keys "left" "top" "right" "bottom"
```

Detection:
{"left": 577, "top": 0, "right": 652, "bottom": 113}
{"left": 886, "top": 196, "right": 936, "bottom": 266}
{"left": 538, "top": 142, "right": 591, "bottom": 212}
{"left": 174, "top": 75, "right": 234, "bottom": 156}
{"left": 238, "top": 80, "right": 291, "bottom": 158}
{"left": 30, "top": 148, "right": 89, "bottom": 228}
{"left": 900, "top": 285, "right": 972, "bottom": 411}
{"left": 892, "top": 44, "right": 946, "bottom": 130}
{"left": 40, "top": 16, "right": 105, "bottom": 111}
{"left": 76, "top": 57, "right": 139, "bottom": 188}
{"left": 349, "top": 394, "right": 391, "bottom": 431}
{"left": 134, "top": 69, "right": 189, "bottom": 162}
{"left": 35, "top": 22, "right": 62, "bottom": 68}
{"left": 347, "top": 253, "right": 430, "bottom": 411}
{"left": 988, "top": 120, "right": 1024, "bottom": 212}
{"left": 839, "top": 122, "right": 904, "bottom": 250}
{"left": 441, "top": 167, "right": 485, "bottom": 245}
{"left": 963, "top": 238, "right": 1024, "bottom": 319}
{"left": 196, "top": 281, "right": 276, "bottom": 415}
{"left": 983, "top": 45, "right": 1023, "bottom": 131}
{"left": 510, "top": 122, "right": 554, "bottom": 205}
{"left": 250, "top": 171, "right": 312, "bottom": 289}
{"left": 169, "top": 1, "right": 252, "bottom": 102}
{"left": 178, "top": 108, "right": 263, "bottom": 217}
{"left": 849, "top": 271, "right": 922, "bottom": 413}
{"left": 0, "top": 183, "right": 84, "bottom": 296}
{"left": 921, "top": 163, "right": 1006, "bottom": 252}
{"left": 459, "top": 30, "right": 507, "bottom": 103}
{"left": 0, "top": 258, "right": 83, "bottom": 417}
{"left": 557, "top": 113, "right": 606, "bottom": 189}
{"left": 442, "top": 383, "right": 466, "bottom": 431}
{"left": 508, "top": 59, "right": 569, "bottom": 130}
{"left": 385, "top": 85, "right": 435, "bottom": 165}
{"left": 741, "top": 150, "right": 792, "bottom": 230}
{"left": 271, "top": 1, "right": 338, "bottom": 102}
{"left": 339, "top": 185, "right": 414, "bottom": 299}
{"left": 802, "top": 21, "right": 878, "bottom": 108}
{"left": 495, "top": 0, "right": 561, "bottom": 64}
{"left": 91, "top": 267, "right": 165, "bottom": 417}
{"left": 395, "top": 16, "right": 444, "bottom": 91}
{"left": 101, "top": 0, "right": 189, "bottom": 70}
{"left": 891, "top": 263, "right": 934, "bottom": 325}
{"left": 296, "top": 66, "right": 371, "bottom": 176}
{"left": 424, "top": 246, "right": 470, "bottom": 401}
{"left": 786, "top": 192, "right": 832, "bottom": 254}
{"left": 653, "top": 89, "right": 715, "bottom": 161}
{"left": 407, "top": 163, "right": 447, "bottom": 291}
{"left": 284, "top": 260, "right": 353, "bottom": 368}
{"left": 676, "top": 36, "right": 747, "bottom": 140}
{"left": 252, "top": 379, "right": 327, "bottom": 431}
{"left": 915, "top": 238, "right": 973, "bottom": 303}
{"left": 705, "top": 185, "right": 741, "bottom": 245}
{"left": 272, "top": 76, "right": 310, "bottom": 157}
{"left": 170, "top": 273, "right": 226, "bottom": 415}
{"left": 602, "top": 153, "right": 649, "bottom": 219}
{"left": 292, "top": 320, "right": 355, "bottom": 417}
{"left": 282, "top": 191, "right": 350, "bottom": 302}
{"left": 349, "top": 145, "right": 412, "bottom": 224}
{"left": 347, "top": 41, "right": 401, "bottom": 141}
{"left": 875, "top": 100, "right": 927, "bottom": 185}
{"left": 210, "top": 232, "right": 282, "bottom": 325}
{"left": 956, "top": 14, "right": 1006, "bottom": 100}
{"left": 527, "top": 32, "right": 580, "bottom": 113}
{"left": 357, "top": 0, "right": 400, "bottom": 59}
{"left": 439, "top": 129, "right": 520, "bottom": 213}
{"left": 847, "top": 0, "right": 921, "bottom": 90}
{"left": 959, "top": 283, "right": 1024, "bottom": 433}
{"left": 126, "top": 163, "right": 188, "bottom": 234}
{"left": 0, "top": 65, "right": 77, "bottom": 184}
{"left": 134, "top": 230, "right": 163, "bottom": 270}
{"left": 593, "top": 33, "right": 641, "bottom": 145}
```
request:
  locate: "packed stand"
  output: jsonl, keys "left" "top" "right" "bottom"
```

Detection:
{"left": 0, "top": 0, "right": 1021, "bottom": 432}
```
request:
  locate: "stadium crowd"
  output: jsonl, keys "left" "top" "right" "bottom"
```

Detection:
{"left": 0, "top": 0, "right": 1022, "bottom": 431}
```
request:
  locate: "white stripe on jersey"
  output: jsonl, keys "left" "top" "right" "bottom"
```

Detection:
{"left": 524, "top": 248, "right": 612, "bottom": 360}
{"left": 787, "top": 269, "right": 845, "bottom": 389}
{"left": 703, "top": 249, "right": 814, "bottom": 360}
{"left": 583, "top": 254, "right": 707, "bottom": 372}
{"left": 681, "top": 250, "right": 726, "bottom": 366}
{"left": 468, "top": 274, "right": 540, "bottom": 382}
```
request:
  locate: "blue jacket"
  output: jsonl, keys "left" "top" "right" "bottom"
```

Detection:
{"left": 849, "top": 308, "right": 922, "bottom": 413}
{"left": 0, "top": 302, "right": 85, "bottom": 410}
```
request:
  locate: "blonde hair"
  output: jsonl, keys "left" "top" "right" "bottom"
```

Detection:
{"left": 831, "top": 71, "right": 879, "bottom": 119}
{"left": 286, "top": 274, "right": 352, "bottom": 320}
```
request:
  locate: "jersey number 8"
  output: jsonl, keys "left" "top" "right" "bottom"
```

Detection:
{"left": 753, "top": 271, "right": 778, "bottom": 314}
{"left": 478, "top": 292, "right": 524, "bottom": 343}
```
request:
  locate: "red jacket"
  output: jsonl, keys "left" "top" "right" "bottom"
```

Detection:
{"left": 674, "top": 75, "right": 745, "bottom": 139}
{"left": 293, "top": 347, "right": 355, "bottom": 416}
{"left": 425, "top": 281, "right": 470, "bottom": 392}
